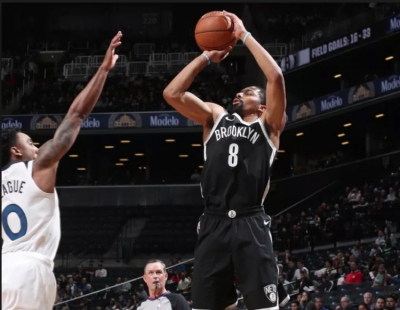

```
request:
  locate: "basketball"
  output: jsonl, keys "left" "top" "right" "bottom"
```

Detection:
{"left": 194, "top": 11, "right": 237, "bottom": 51}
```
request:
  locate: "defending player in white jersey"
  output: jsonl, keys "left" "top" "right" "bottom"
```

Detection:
{"left": 1, "top": 31, "right": 123, "bottom": 310}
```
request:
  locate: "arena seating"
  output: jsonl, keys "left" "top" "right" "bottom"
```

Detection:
{"left": 58, "top": 206, "right": 134, "bottom": 256}
{"left": 132, "top": 205, "right": 204, "bottom": 255}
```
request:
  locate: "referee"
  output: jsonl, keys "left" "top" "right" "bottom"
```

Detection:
{"left": 138, "top": 259, "right": 191, "bottom": 310}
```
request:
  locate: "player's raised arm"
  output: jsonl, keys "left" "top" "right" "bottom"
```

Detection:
{"left": 33, "top": 32, "right": 122, "bottom": 190}
{"left": 224, "top": 11, "right": 286, "bottom": 148}
{"left": 163, "top": 49, "right": 231, "bottom": 126}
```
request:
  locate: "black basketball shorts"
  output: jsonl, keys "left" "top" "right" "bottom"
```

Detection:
{"left": 191, "top": 208, "right": 290, "bottom": 310}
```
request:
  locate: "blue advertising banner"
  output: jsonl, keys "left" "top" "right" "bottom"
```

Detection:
{"left": 1, "top": 111, "right": 201, "bottom": 131}
{"left": 2, "top": 74, "right": 399, "bottom": 131}
{"left": 375, "top": 74, "right": 400, "bottom": 96}
{"left": 287, "top": 72, "right": 399, "bottom": 124}
{"left": 315, "top": 89, "right": 349, "bottom": 114}
{"left": 385, "top": 13, "right": 400, "bottom": 34}
{"left": 140, "top": 112, "right": 201, "bottom": 128}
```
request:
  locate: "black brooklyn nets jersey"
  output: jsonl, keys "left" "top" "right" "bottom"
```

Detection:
{"left": 200, "top": 112, "right": 277, "bottom": 212}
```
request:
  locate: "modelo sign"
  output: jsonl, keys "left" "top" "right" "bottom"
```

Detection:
{"left": 81, "top": 116, "right": 101, "bottom": 129}
{"left": 320, "top": 94, "right": 344, "bottom": 112}
{"left": 2, "top": 118, "right": 23, "bottom": 129}
{"left": 380, "top": 74, "right": 400, "bottom": 93}
{"left": 149, "top": 114, "right": 180, "bottom": 127}
{"left": 387, "top": 14, "right": 400, "bottom": 33}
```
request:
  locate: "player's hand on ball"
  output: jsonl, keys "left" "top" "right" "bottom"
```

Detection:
{"left": 222, "top": 11, "right": 248, "bottom": 41}
{"left": 102, "top": 31, "right": 123, "bottom": 71}
{"left": 204, "top": 46, "right": 232, "bottom": 63}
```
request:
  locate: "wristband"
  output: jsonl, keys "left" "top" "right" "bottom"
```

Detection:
{"left": 202, "top": 53, "right": 210, "bottom": 65}
{"left": 242, "top": 32, "right": 251, "bottom": 45}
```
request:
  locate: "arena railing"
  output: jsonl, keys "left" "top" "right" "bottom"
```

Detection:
{"left": 74, "top": 55, "right": 93, "bottom": 66}
{"left": 60, "top": 51, "right": 222, "bottom": 78}
{"left": 133, "top": 43, "right": 155, "bottom": 58}
{"left": 262, "top": 43, "right": 287, "bottom": 58}
{"left": 183, "top": 52, "right": 200, "bottom": 65}
{"left": 63, "top": 63, "right": 89, "bottom": 78}
{"left": 167, "top": 52, "right": 185, "bottom": 66}
{"left": 127, "top": 61, "right": 149, "bottom": 75}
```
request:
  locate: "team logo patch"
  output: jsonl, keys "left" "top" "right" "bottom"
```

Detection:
{"left": 264, "top": 284, "right": 277, "bottom": 303}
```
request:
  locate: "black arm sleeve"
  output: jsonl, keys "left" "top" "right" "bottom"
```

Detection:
{"left": 166, "top": 293, "right": 191, "bottom": 310}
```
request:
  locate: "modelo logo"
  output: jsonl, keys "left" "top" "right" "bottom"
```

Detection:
{"left": 389, "top": 15, "right": 400, "bottom": 32}
{"left": 150, "top": 114, "right": 179, "bottom": 127}
{"left": 320, "top": 95, "right": 343, "bottom": 111}
{"left": 2, "top": 118, "right": 23, "bottom": 129}
{"left": 81, "top": 117, "right": 101, "bottom": 128}
{"left": 381, "top": 75, "right": 400, "bottom": 93}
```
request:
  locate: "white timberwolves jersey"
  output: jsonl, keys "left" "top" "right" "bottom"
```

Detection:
{"left": 1, "top": 161, "right": 61, "bottom": 260}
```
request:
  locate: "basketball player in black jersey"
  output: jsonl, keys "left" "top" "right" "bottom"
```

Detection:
{"left": 163, "top": 11, "right": 288, "bottom": 310}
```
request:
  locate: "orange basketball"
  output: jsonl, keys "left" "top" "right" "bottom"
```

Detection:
{"left": 194, "top": 11, "right": 237, "bottom": 51}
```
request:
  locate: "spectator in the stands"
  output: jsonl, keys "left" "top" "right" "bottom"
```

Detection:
{"left": 336, "top": 296, "right": 352, "bottom": 310}
{"left": 351, "top": 243, "right": 362, "bottom": 258}
{"left": 136, "top": 284, "right": 148, "bottom": 303}
{"left": 75, "top": 265, "right": 86, "bottom": 284}
{"left": 79, "top": 277, "right": 89, "bottom": 294}
{"left": 363, "top": 293, "right": 374, "bottom": 310}
{"left": 68, "top": 277, "right": 78, "bottom": 295}
{"left": 175, "top": 258, "right": 185, "bottom": 273}
{"left": 121, "top": 277, "right": 132, "bottom": 294}
{"left": 375, "top": 230, "right": 386, "bottom": 247}
{"left": 279, "top": 274, "right": 294, "bottom": 295}
{"left": 299, "top": 292, "right": 312, "bottom": 310}
{"left": 333, "top": 253, "right": 344, "bottom": 270}
{"left": 385, "top": 295, "right": 398, "bottom": 310}
{"left": 316, "top": 273, "right": 334, "bottom": 292}
{"left": 344, "top": 262, "right": 363, "bottom": 284}
{"left": 359, "top": 304, "right": 369, "bottom": 310}
{"left": 124, "top": 297, "right": 138, "bottom": 310}
{"left": 294, "top": 260, "right": 309, "bottom": 280}
{"left": 62, "top": 284, "right": 72, "bottom": 301}
{"left": 291, "top": 301, "right": 300, "bottom": 310}
{"left": 297, "top": 268, "right": 314, "bottom": 293}
{"left": 170, "top": 270, "right": 181, "bottom": 283}
{"left": 313, "top": 260, "right": 337, "bottom": 278}
{"left": 385, "top": 187, "right": 397, "bottom": 201}
{"left": 375, "top": 296, "right": 385, "bottom": 310}
{"left": 372, "top": 263, "right": 389, "bottom": 287}
{"left": 118, "top": 295, "right": 128, "bottom": 308}
{"left": 353, "top": 197, "right": 369, "bottom": 217}
{"left": 347, "top": 187, "right": 361, "bottom": 203}
{"left": 113, "top": 277, "right": 123, "bottom": 295}
{"left": 287, "top": 258, "right": 297, "bottom": 281}
{"left": 315, "top": 297, "right": 329, "bottom": 310}
{"left": 390, "top": 264, "right": 400, "bottom": 285}
{"left": 336, "top": 267, "right": 346, "bottom": 285}
{"left": 95, "top": 263, "right": 108, "bottom": 277}
{"left": 84, "top": 284, "right": 94, "bottom": 308}
{"left": 370, "top": 243, "right": 382, "bottom": 258}
{"left": 176, "top": 273, "right": 191, "bottom": 293}
{"left": 346, "top": 254, "right": 358, "bottom": 268}
{"left": 369, "top": 254, "right": 385, "bottom": 273}
{"left": 383, "top": 227, "right": 396, "bottom": 246}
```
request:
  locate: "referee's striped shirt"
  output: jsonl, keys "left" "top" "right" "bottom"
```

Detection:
{"left": 138, "top": 292, "right": 191, "bottom": 310}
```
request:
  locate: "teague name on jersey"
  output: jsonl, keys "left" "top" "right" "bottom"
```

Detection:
{"left": 2, "top": 180, "right": 26, "bottom": 198}
{"left": 214, "top": 125, "right": 261, "bottom": 144}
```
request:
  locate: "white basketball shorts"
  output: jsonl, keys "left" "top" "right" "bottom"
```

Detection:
{"left": 2, "top": 251, "right": 56, "bottom": 310}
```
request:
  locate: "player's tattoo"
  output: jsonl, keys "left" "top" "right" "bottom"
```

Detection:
{"left": 35, "top": 118, "right": 79, "bottom": 168}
